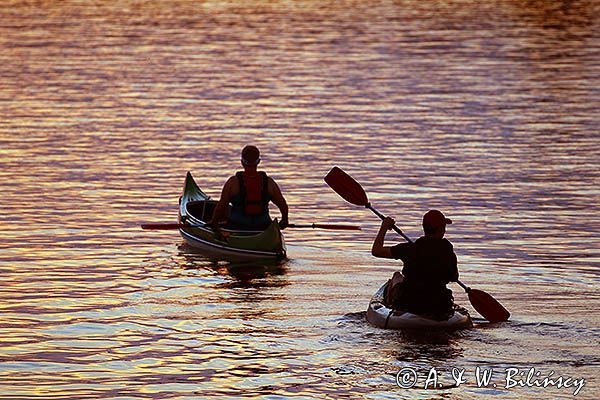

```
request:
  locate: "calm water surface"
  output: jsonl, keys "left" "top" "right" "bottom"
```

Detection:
{"left": 1, "top": 1, "right": 599, "bottom": 398}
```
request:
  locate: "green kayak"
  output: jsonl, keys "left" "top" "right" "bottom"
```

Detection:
{"left": 178, "top": 171, "right": 286, "bottom": 260}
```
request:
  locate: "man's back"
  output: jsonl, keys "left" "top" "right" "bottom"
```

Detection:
{"left": 209, "top": 145, "right": 289, "bottom": 230}
{"left": 391, "top": 237, "right": 458, "bottom": 316}
{"left": 228, "top": 171, "right": 272, "bottom": 230}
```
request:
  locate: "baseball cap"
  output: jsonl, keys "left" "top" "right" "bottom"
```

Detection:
{"left": 422, "top": 209, "right": 453, "bottom": 230}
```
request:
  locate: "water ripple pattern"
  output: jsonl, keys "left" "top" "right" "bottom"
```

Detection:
{"left": 1, "top": 1, "right": 599, "bottom": 399}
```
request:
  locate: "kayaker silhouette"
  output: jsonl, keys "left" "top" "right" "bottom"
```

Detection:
{"left": 371, "top": 210, "right": 459, "bottom": 320}
{"left": 208, "top": 145, "right": 289, "bottom": 232}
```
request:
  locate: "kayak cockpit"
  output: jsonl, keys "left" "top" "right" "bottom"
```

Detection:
{"left": 184, "top": 200, "right": 266, "bottom": 234}
{"left": 185, "top": 200, "right": 218, "bottom": 224}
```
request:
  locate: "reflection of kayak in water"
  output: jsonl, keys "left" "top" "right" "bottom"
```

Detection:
{"left": 366, "top": 281, "right": 473, "bottom": 330}
{"left": 178, "top": 244, "right": 288, "bottom": 287}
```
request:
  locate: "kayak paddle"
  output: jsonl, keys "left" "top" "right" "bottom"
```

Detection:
{"left": 288, "top": 223, "right": 361, "bottom": 230}
{"left": 324, "top": 166, "right": 510, "bottom": 323}
{"left": 141, "top": 222, "right": 361, "bottom": 231}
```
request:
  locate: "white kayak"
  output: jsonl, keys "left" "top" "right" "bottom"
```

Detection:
{"left": 366, "top": 282, "right": 473, "bottom": 330}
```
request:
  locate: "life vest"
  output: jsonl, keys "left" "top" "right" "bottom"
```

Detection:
{"left": 235, "top": 171, "right": 269, "bottom": 216}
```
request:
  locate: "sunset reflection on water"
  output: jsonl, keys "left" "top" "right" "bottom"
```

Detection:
{"left": 1, "top": 0, "right": 599, "bottom": 398}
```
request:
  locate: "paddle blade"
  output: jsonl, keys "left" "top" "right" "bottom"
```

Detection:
{"left": 467, "top": 288, "right": 510, "bottom": 322}
{"left": 324, "top": 167, "right": 369, "bottom": 206}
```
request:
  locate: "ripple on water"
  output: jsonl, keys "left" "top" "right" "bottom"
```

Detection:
{"left": 1, "top": 0, "right": 599, "bottom": 398}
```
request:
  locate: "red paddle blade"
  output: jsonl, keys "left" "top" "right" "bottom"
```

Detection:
{"left": 468, "top": 288, "right": 510, "bottom": 322}
{"left": 324, "top": 167, "right": 369, "bottom": 206}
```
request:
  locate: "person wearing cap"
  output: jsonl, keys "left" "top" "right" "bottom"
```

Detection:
{"left": 208, "top": 145, "right": 289, "bottom": 231}
{"left": 371, "top": 210, "right": 459, "bottom": 319}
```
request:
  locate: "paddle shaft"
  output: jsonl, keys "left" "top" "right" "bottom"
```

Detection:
{"left": 141, "top": 222, "right": 360, "bottom": 231}
{"left": 288, "top": 223, "right": 361, "bottom": 230}
{"left": 456, "top": 280, "right": 470, "bottom": 291}
{"left": 365, "top": 204, "right": 412, "bottom": 243}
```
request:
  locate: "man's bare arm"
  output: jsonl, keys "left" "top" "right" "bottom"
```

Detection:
{"left": 210, "top": 177, "right": 234, "bottom": 225}
{"left": 269, "top": 177, "right": 289, "bottom": 228}
{"left": 371, "top": 217, "right": 395, "bottom": 259}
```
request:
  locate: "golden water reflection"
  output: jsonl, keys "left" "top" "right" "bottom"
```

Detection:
{"left": 1, "top": 0, "right": 599, "bottom": 398}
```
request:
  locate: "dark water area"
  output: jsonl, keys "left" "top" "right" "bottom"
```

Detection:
{"left": 1, "top": 1, "right": 599, "bottom": 398}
